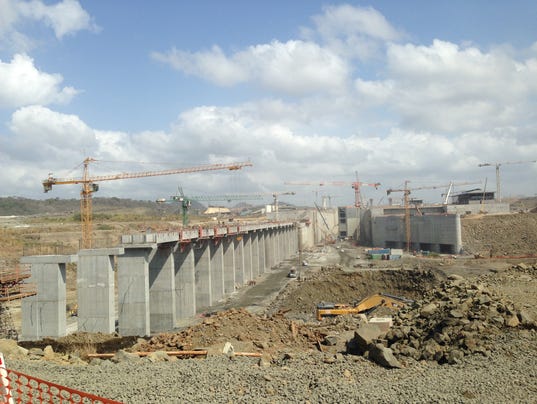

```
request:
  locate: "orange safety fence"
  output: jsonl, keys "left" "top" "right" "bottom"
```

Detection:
{"left": 0, "top": 353, "right": 122, "bottom": 404}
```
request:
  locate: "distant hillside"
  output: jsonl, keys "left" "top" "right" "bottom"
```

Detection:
{"left": 0, "top": 197, "right": 192, "bottom": 216}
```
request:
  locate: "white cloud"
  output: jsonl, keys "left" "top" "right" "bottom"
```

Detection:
{"left": 17, "top": 0, "right": 98, "bottom": 39}
{"left": 153, "top": 40, "right": 349, "bottom": 96}
{"left": 355, "top": 40, "right": 537, "bottom": 133}
{"left": 6, "top": 105, "right": 96, "bottom": 161}
{"left": 0, "top": 53, "right": 78, "bottom": 108}
{"left": 0, "top": 0, "right": 97, "bottom": 51}
{"left": 303, "top": 4, "right": 404, "bottom": 61}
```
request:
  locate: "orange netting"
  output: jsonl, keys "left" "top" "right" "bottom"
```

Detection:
{"left": 0, "top": 364, "right": 122, "bottom": 404}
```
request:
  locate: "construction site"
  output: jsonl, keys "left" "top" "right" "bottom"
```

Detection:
{"left": 0, "top": 158, "right": 536, "bottom": 403}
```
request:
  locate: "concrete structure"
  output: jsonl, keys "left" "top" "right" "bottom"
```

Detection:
{"left": 278, "top": 207, "right": 338, "bottom": 247}
{"left": 20, "top": 222, "right": 299, "bottom": 340}
{"left": 77, "top": 248, "right": 123, "bottom": 334}
{"left": 20, "top": 254, "right": 78, "bottom": 341}
{"left": 371, "top": 214, "right": 462, "bottom": 254}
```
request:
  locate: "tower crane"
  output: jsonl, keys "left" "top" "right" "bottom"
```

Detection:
{"left": 284, "top": 179, "right": 380, "bottom": 207}
{"left": 386, "top": 180, "right": 482, "bottom": 252}
{"left": 158, "top": 188, "right": 264, "bottom": 225}
{"left": 158, "top": 189, "right": 295, "bottom": 224}
{"left": 478, "top": 160, "right": 536, "bottom": 202}
{"left": 43, "top": 157, "right": 253, "bottom": 248}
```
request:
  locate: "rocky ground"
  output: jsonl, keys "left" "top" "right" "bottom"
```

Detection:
{"left": 1, "top": 212, "right": 537, "bottom": 403}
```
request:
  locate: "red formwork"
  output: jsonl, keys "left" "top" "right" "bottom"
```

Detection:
{"left": 0, "top": 353, "right": 122, "bottom": 404}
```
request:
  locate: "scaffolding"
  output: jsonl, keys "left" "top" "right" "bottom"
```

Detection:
{"left": 0, "top": 265, "right": 36, "bottom": 340}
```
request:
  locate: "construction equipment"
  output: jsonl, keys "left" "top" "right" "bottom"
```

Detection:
{"left": 285, "top": 175, "right": 380, "bottom": 208}
{"left": 43, "top": 157, "right": 253, "bottom": 248}
{"left": 386, "top": 180, "right": 481, "bottom": 252}
{"left": 158, "top": 189, "right": 294, "bottom": 224}
{"left": 159, "top": 188, "right": 264, "bottom": 225}
{"left": 478, "top": 160, "right": 537, "bottom": 202}
{"left": 316, "top": 293, "right": 414, "bottom": 321}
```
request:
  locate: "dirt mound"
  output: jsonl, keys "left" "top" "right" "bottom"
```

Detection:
{"left": 269, "top": 266, "right": 444, "bottom": 319}
{"left": 133, "top": 308, "right": 322, "bottom": 356}
{"left": 461, "top": 212, "right": 537, "bottom": 256}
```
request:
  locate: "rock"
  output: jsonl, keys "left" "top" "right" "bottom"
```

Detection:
{"left": 324, "top": 335, "right": 338, "bottom": 346}
{"left": 258, "top": 357, "right": 271, "bottom": 368}
{"left": 112, "top": 350, "right": 140, "bottom": 363}
{"left": 368, "top": 344, "right": 402, "bottom": 369}
{"left": 343, "top": 369, "right": 352, "bottom": 378}
{"left": 448, "top": 274, "right": 465, "bottom": 281}
{"left": 43, "top": 345, "right": 55, "bottom": 360}
{"left": 518, "top": 310, "right": 535, "bottom": 327}
{"left": 347, "top": 324, "right": 384, "bottom": 355}
{"left": 0, "top": 339, "right": 27, "bottom": 360}
{"left": 447, "top": 349, "right": 464, "bottom": 364}
{"left": 505, "top": 315, "right": 520, "bottom": 328}
{"left": 420, "top": 303, "right": 438, "bottom": 318}
{"left": 147, "top": 351, "right": 170, "bottom": 362}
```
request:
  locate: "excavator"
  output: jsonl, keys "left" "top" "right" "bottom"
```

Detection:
{"left": 316, "top": 293, "right": 414, "bottom": 321}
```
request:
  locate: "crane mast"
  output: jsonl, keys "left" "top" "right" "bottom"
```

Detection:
{"left": 478, "top": 160, "right": 536, "bottom": 202}
{"left": 386, "top": 180, "right": 482, "bottom": 252}
{"left": 284, "top": 179, "right": 380, "bottom": 207}
{"left": 43, "top": 157, "right": 252, "bottom": 248}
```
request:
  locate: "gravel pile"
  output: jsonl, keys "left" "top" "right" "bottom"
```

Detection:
{"left": 7, "top": 329, "right": 537, "bottom": 403}
{"left": 383, "top": 274, "right": 536, "bottom": 364}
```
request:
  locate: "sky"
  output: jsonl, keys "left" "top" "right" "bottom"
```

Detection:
{"left": 1, "top": 0, "right": 536, "bottom": 208}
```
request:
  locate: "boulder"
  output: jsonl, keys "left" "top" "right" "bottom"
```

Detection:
{"left": 368, "top": 344, "right": 402, "bottom": 369}
{"left": 346, "top": 323, "right": 383, "bottom": 355}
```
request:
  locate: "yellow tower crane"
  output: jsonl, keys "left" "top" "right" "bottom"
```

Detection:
{"left": 42, "top": 157, "right": 253, "bottom": 248}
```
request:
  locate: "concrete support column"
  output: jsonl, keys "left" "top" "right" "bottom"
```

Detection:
{"left": 194, "top": 239, "right": 212, "bottom": 310}
{"left": 251, "top": 232, "right": 260, "bottom": 278}
{"left": 77, "top": 248, "right": 123, "bottom": 334}
{"left": 223, "top": 238, "right": 236, "bottom": 294}
{"left": 117, "top": 246, "right": 154, "bottom": 336}
{"left": 258, "top": 231, "right": 266, "bottom": 274}
{"left": 265, "top": 229, "right": 274, "bottom": 269}
{"left": 174, "top": 243, "right": 196, "bottom": 319}
{"left": 275, "top": 229, "right": 282, "bottom": 264}
{"left": 243, "top": 233, "right": 253, "bottom": 282}
{"left": 20, "top": 255, "right": 77, "bottom": 341}
{"left": 234, "top": 236, "right": 245, "bottom": 286}
{"left": 149, "top": 245, "right": 175, "bottom": 333}
{"left": 210, "top": 239, "right": 224, "bottom": 303}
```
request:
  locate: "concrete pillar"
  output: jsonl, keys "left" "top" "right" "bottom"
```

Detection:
{"left": 149, "top": 245, "right": 175, "bottom": 333}
{"left": 265, "top": 229, "right": 274, "bottom": 269}
{"left": 210, "top": 239, "right": 224, "bottom": 302}
{"left": 20, "top": 255, "right": 77, "bottom": 341}
{"left": 174, "top": 243, "right": 196, "bottom": 319}
{"left": 223, "top": 237, "right": 236, "bottom": 294}
{"left": 194, "top": 239, "right": 212, "bottom": 309}
{"left": 258, "top": 231, "right": 266, "bottom": 274}
{"left": 77, "top": 248, "right": 123, "bottom": 334}
{"left": 243, "top": 233, "right": 253, "bottom": 282}
{"left": 275, "top": 229, "right": 282, "bottom": 264}
{"left": 234, "top": 236, "right": 245, "bottom": 286}
{"left": 117, "top": 246, "right": 154, "bottom": 336}
{"left": 251, "top": 232, "right": 260, "bottom": 278}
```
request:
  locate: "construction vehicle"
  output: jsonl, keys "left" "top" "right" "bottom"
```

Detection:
{"left": 316, "top": 293, "right": 414, "bottom": 321}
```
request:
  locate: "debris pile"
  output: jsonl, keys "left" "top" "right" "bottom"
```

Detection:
{"left": 380, "top": 274, "right": 536, "bottom": 365}
{"left": 133, "top": 308, "right": 323, "bottom": 356}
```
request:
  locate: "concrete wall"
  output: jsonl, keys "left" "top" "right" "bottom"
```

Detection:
{"left": 371, "top": 214, "right": 462, "bottom": 254}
